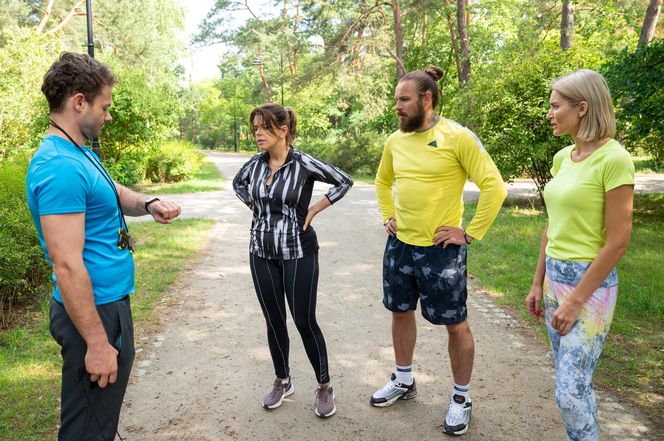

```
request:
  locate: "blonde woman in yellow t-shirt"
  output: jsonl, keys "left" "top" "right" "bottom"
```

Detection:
{"left": 525, "top": 69, "right": 634, "bottom": 441}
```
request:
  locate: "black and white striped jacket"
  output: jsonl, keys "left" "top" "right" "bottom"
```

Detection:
{"left": 233, "top": 148, "right": 353, "bottom": 260}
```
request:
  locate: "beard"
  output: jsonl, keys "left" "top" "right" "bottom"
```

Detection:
{"left": 398, "top": 100, "right": 425, "bottom": 132}
{"left": 80, "top": 120, "right": 102, "bottom": 141}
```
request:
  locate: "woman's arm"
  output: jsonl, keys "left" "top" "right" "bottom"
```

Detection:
{"left": 233, "top": 157, "right": 257, "bottom": 207}
{"left": 299, "top": 152, "right": 353, "bottom": 204}
{"left": 525, "top": 224, "right": 548, "bottom": 318}
{"left": 551, "top": 185, "right": 633, "bottom": 335}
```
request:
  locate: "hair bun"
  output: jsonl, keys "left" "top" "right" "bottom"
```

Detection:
{"left": 425, "top": 66, "right": 444, "bottom": 81}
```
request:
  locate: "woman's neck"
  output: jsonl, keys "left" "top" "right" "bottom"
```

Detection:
{"left": 267, "top": 142, "right": 290, "bottom": 165}
{"left": 573, "top": 137, "right": 611, "bottom": 158}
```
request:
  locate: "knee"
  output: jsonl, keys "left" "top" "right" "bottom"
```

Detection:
{"left": 392, "top": 311, "right": 415, "bottom": 324}
{"left": 554, "top": 382, "right": 581, "bottom": 419}
{"left": 446, "top": 320, "right": 471, "bottom": 336}
{"left": 293, "top": 316, "right": 316, "bottom": 334}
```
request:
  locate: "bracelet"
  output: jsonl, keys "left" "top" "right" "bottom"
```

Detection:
{"left": 463, "top": 231, "right": 471, "bottom": 244}
{"left": 144, "top": 197, "right": 160, "bottom": 214}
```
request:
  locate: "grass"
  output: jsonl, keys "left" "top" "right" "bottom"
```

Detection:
{"left": 0, "top": 218, "right": 214, "bottom": 440}
{"left": 131, "top": 157, "right": 222, "bottom": 195}
{"left": 464, "top": 193, "right": 664, "bottom": 426}
{"left": 633, "top": 156, "right": 664, "bottom": 174}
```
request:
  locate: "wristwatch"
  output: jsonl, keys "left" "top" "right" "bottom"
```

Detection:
{"left": 144, "top": 197, "right": 160, "bottom": 214}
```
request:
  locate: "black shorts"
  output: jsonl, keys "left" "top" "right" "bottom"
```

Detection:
{"left": 382, "top": 235, "right": 468, "bottom": 325}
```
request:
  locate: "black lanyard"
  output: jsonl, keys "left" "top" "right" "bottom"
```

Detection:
{"left": 48, "top": 121, "right": 133, "bottom": 252}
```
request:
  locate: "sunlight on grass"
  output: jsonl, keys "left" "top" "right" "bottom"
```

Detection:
{"left": 132, "top": 157, "right": 222, "bottom": 195}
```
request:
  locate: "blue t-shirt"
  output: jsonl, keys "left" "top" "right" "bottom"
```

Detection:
{"left": 26, "top": 135, "right": 135, "bottom": 305}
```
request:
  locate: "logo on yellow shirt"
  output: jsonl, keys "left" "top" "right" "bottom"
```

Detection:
{"left": 427, "top": 140, "right": 438, "bottom": 148}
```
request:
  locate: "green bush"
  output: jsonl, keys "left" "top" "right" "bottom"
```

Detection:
{"left": 104, "top": 147, "right": 149, "bottom": 186}
{"left": 300, "top": 131, "right": 383, "bottom": 175}
{"left": 145, "top": 141, "right": 202, "bottom": 183}
{"left": 0, "top": 159, "right": 50, "bottom": 323}
{"left": 604, "top": 40, "right": 664, "bottom": 167}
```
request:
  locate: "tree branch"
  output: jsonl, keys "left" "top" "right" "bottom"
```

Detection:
{"left": 36, "top": 0, "right": 57, "bottom": 34}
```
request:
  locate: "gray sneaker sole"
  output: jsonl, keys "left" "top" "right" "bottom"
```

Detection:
{"left": 370, "top": 388, "right": 417, "bottom": 407}
{"left": 262, "top": 383, "right": 295, "bottom": 410}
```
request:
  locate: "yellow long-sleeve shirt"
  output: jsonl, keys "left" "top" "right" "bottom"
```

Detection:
{"left": 375, "top": 118, "right": 507, "bottom": 246}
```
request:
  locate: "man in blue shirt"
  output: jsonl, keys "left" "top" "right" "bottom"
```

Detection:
{"left": 26, "top": 52, "right": 181, "bottom": 440}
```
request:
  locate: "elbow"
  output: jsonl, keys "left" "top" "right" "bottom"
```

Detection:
{"left": 606, "top": 235, "right": 631, "bottom": 259}
{"left": 52, "top": 257, "right": 83, "bottom": 281}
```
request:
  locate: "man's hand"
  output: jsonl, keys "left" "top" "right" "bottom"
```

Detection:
{"left": 551, "top": 298, "right": 583, "bottom": 336}
{"left": 433, "top": 225, "right": 471, "bottom": 247}
{"left": 525, "top": 285, "right": 544, "bottom": 319}
{"left": 384, "top": 217, "right": 397, "bottom": 236}
{"left": 85, "top": 341, "right": 119, "bottom": 388}
{"left": 147, "top": 199, "right": 181, "bottom": 224}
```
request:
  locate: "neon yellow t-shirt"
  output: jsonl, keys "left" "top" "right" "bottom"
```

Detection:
{"left": 375, "top": 118, "right": 507, "bottom": 246}
{"left": 544, "top": 139, "right": 634, "bottom": 261}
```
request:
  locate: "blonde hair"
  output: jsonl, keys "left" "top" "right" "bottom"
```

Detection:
{"left": 551, "top": 69, "right": 615, "bottom": 142}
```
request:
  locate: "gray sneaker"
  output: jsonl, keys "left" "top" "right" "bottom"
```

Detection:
{"left": 314, "top": 384, "right": 336, "bottom": 417}
{"left": 261, "top": 377, "right": 294, "bottom": 410}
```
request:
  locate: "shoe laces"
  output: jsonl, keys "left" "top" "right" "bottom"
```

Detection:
{"left": 269, "top": 379, "right": 285, "bottom": 399}
{"left": 446, "top": 396, "right": 468, "bottom": 424}
{"left": 378, "top": 378, "right": 402, "bottom": 394}
{"left": 315, "top": 385, "right": 331, "bottom": 405}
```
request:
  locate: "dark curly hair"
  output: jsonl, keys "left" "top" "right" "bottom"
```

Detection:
{"left": 41, "top": 52, "right": 117, "bottom": 112}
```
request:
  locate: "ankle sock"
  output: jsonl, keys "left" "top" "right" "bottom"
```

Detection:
{"left": 395, "top": 365, "right": 413, "bottom": 385}
{"left": 453, "top": 383, "right": 470, "bottom": 402}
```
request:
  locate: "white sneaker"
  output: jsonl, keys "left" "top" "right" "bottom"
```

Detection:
{"left": 443, "top": 394, "right": 472, "bottom": 435}
{"left": 369, "top": 373, "right": 417, "bottom": 407}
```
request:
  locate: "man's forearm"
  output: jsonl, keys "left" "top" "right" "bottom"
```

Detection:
{"left": 116, "top": 183, "right": 150, "bottom": 216}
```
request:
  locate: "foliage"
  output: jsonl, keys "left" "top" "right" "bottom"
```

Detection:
{"left": 0, "top": 31, "right": 56, "bottom": 160}
{"left": 145, "top": 141, "right": 202, "bottom": 183}
{"left": 604, "top": 39, "right": 664, "bottom": 166}
{"left": 454, "top": 40, "right": 587, "bottom": 195}
{"left": 0, "top": 159, "right": 50, "bottom": 325}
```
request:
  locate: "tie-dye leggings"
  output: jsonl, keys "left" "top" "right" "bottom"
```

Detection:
{"left": 544, "top": 257, "right": 618, "bottom": 441}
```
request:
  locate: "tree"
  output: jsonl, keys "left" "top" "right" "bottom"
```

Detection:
{"left": 605, "top": 39, "right": 664, "bottom": 167}
{"left": 457, "top": 0, "right": 471, "bottom": 86}
{"left": 561, "top": 0, "right": 574, "bottom": 50}
{"left": 391, "top": 0, "right": 406, "bottom": 80}
{"left": 638, "top": 0, "right": 662, "bottom": 47}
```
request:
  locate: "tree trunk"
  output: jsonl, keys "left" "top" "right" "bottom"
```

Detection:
{"left": 258, "top": 64, "right": 273, "bottom": 102}
{"left": 457, "top": 0, "right": 470, "bottom": 86}
{"left": 392, "top": 0, "right": 406, "bottom": 80}
{"left": 560, "top": 1, "right": 574, "bottom": 51}
{"left": 442, "top": 0, "right": 462, "bottom": 84}
{"left": 639, "top": 0, "right": 662, "bottom": 47}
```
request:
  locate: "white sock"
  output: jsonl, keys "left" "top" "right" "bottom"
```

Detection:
{"left": 453, "top": 383, "right": 470, "bottom": 401}
{"left": 395, "top": 365, "right": 413, "bottom": 385}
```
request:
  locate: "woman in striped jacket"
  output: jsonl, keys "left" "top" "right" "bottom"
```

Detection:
{"left": 233, "top": 103, "right": 352, "bottom": 418}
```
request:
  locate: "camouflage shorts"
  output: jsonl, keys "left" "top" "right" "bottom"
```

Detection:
{"left": 382, "top": 235, "right": 468, "bottom": 325}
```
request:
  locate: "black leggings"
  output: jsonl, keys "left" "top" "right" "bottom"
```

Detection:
{"left": 250, "top": 252, "right": 330, "bottom": 384}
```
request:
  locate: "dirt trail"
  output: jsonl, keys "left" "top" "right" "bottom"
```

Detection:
{"left": 120, "top": 152, "right": 654, "bottom": 440}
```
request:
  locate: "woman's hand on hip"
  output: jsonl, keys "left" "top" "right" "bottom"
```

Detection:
{"left": 551, "top": 298, "right": 583, "bottom": 336}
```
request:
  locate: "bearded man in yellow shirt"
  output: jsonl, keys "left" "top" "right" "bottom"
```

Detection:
{"left": 370, "top": 66, "right": 507, "bottom": 436}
